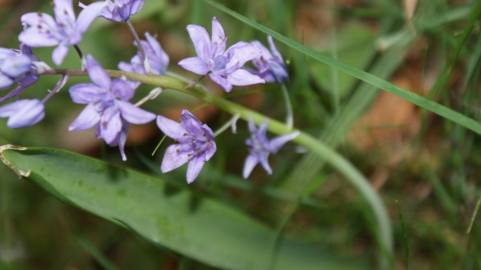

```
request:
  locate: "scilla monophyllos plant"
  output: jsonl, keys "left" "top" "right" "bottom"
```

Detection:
{"left": 0, "top": 0, "right": 297, "bottom": 183}
{"left": 0, "top": 0, "right": 393, "bottom": 267}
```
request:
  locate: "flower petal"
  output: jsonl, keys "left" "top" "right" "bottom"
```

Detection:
{"left": 269, "top": 131, "right": 300, "bottom": 153}
{"left": 180, "top": 110, "right": 203, "bottom": 135}
{"left": 0, "top": 74, "right": 13, "bottom": 89}
{"left": 21, "top": 12, "right": 56, "bottom": 28}
{"left": 117, "top": 100, "right": 155, "bottom": 124}
{"left": 178, "top": 57, "right": 209, "bottom": 75}
{"left": 186, "top": 24, "right": 211, "bottom": 61}
{"left": 68, "top": 103, "right": 100, "bottom": 131}
{"left": 268, "top": 36, "right": 284, "bottom": 63}
{"left": 242, "top": 154, "right": 259, "bottom": 179}
{"left": 258, "top": 153, "right": 272, "bottom": 175}
{"left": 118, "top": 130, "right": 128, "bottom": 161}
{"left": 19, "top": 13, "right": 59, "bottom": 47}
{"left": 203, "top": 141, "right": 217, "bottom": 161}
{"left": 145, "top": 32, "right": 169, "bottom": 68}
{"left": 99, "top": 110, "right": 122, "bottom": 144}
{"left": 76, "top": 1, "right": 106, "bottom": 34}
{"left": 18, "top": 29, "right": 59, "bottom": 47}
{"left": 156, "top": 115, "right": 187, "bottom": 140}
{"left": 186, "top": 156, "right": 205, "bottom": 184}
{"left": 210, "top": 17, "right": 226, "bottom": 56}
{"left": 160, "top": 144, "right": 190, "bottom": 173}
{"left": 209, "top": 73, "right": 232, "bottom": 92}
{"left": 227, "top": 69, "right": 265, "bottom": 87}
{"left": 52, "top": 44, "right": 69, "bottom": 65}
{"left": 53, "top": 0, "right": 76, "bottom": 25}
{"left": 225, "top": 42, "right": 260, "bottom": 69}
{"left": 111, "top": 79, "right": 135, "bottom": 101}
{"left": 69, "top": 83, "right": 105, "bottom": 104}
{"left": 84, "top": 55, "right": 111, "bottom": 89}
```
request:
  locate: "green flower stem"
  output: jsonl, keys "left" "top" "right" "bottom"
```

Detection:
{"left": 43, "top": 69, "right": 393, "bottom": 265}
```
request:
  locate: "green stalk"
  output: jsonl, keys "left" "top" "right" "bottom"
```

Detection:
{"left": 43, "top": 69, "right": 393, "bottom": 265}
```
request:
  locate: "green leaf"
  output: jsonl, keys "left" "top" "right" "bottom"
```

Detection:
{"left": 204, "top": 0, "right": 481, "bottom": 136}
{"left": 0, "top": 146, "right": 363, "bottom": 270}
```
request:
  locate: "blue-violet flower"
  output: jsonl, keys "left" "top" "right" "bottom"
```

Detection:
{"left": 178, "top": 17, "right": 264, "bottom": 92}
{"left": 243, "top": 121, "right": 299, "bottom": 178}
{"left": 68, "top": 55, "right": 155, "bottom": 161}
{"left": 19, "top": 0, "right": 106, "bottom": 65}
{"left": 156, "top": 110, "right": 216, "bottom": 183}
{"left": 251, "top": 36, "right": 288, "bottom": 83}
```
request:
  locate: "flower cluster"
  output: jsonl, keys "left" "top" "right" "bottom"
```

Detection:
{"left": 0, "top": 0, "right": 295, "bottom": 183}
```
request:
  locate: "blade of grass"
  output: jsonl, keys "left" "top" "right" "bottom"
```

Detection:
{"left": 204, "top": 0, "right": 481, "bottom": 136}
{"left": 77, "top": 237, "right": 119, "bottom": 270}
{"left": 328, "top": 0, "right": 340, "bottom": 113}
{"left": 395, "top": 200, "right": 410, "bottom": 270}
{"left": 467, "top": 195, "right": 481, "bottom": 235}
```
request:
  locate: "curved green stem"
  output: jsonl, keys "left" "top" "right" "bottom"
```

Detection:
{"left": 42, "top": 69, "right": 393, "bottom": 266}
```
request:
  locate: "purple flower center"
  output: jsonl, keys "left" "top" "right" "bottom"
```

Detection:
{"left": 180, "top": 128, "right": 214, "bottom": 159}
{"left": 212, "top": 55, "right": 228, "bottom": 71}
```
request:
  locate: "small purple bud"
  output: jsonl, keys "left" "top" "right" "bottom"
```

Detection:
{"left": 156, "top": 110, "right": 217, "bottom": 183}
{"left": 0, "top": 99, "right": 45, "bottom": 128}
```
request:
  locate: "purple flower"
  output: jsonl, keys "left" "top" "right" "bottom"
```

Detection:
{"left": 119, "top": 32, "right": 169, "bottom": 76}
{"left": 68, "top": 55, "right": 155, "bottom": 161}
{"left": 100, "top": 0, "right": 144, "bottom": 22}
{"left": 156, "top": 110, "right": 216, "bottom": 183}
{"left": 19, "top": 0, "right": 106, "bottom": 65}
{"left": 243, "top": 121, "right": 299, "bottom": 178}
{"left": 178, "top": 17, "right": 264, "bottom": 92}
{"left": 0, "top": 99, "right": 45, "bottom": 128}
{"left": 0, "top": 45, "right": 39, "bottom": 103}
{"left": 251, "top": 36, "right": 288, "bottom": 83}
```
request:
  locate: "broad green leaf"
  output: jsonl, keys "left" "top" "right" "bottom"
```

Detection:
{"left": 0, "top": 146, "right": 363, "bottom": 270}
{"left": 204, "top": 0, "right": 481, "bottom": 136}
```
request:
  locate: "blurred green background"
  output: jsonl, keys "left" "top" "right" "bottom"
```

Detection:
{"left": 1, "top": 0, "right": 481, "bottom": 269}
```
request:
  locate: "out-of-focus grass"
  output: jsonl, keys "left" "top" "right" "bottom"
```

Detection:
{"left": 1, "top": 0, "right": 481, "bottom": 269}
